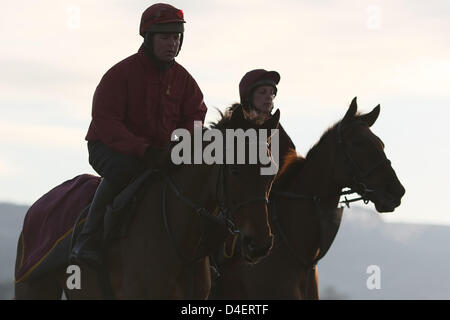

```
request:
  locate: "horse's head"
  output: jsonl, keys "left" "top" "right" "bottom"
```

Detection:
{"left": 218, "top": 106, "right": 280, "bottom": 263}
{"left": 334, "top": 97, "right": 405, "bottom": 212}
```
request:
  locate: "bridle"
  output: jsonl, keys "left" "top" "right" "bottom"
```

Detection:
{"left": 215, "top": 163, "right": 270, "bottom": 234}
{"left": 161, "top": 129, "right": 273, "bottom": 299}
{"left": 337, "top": 120, "right": 391, "bottom": 207}
{"left": 269, "top": 120, "right": 393, "bottom": 299}
{"left": 162, "top": 161, "right": 270, "bottom": 264}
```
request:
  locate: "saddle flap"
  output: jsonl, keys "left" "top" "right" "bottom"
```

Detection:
{"left": 103, "top": 168, "right": 158, "bottom": 242}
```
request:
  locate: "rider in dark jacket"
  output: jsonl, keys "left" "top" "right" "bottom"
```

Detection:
{"left": 237, "top": 69, "right": 296, "bottom": 170}
{"left": 70, "top": 3, "right": 207, "bottom": 267}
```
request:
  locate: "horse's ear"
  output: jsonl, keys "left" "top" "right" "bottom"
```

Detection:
{"left": 260, "top": 109, "right": 280, "bottom": 130}
{"left": 359, "top": 104, "right": 380, "bottom": 127}
{"left": 343, "top": 97, "right": 358, "bottom": 123}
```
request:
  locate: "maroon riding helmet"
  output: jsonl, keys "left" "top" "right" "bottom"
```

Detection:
{"left": 140, "top": 3, "right": 186, "bottom": 56}
{"left": 239, "top": 69, "right": 280, "bottom": 109}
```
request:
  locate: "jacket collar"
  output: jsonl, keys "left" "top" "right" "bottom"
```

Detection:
{"left": 137, "top": 43, "right": 175, "bottom": 73}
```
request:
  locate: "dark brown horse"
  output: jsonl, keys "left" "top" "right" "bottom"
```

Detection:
{"left": 14, "top": 106, "right": 280, "bottom": 299}
{"left": 210, "top": 97, "right": 406, "bottom": 299}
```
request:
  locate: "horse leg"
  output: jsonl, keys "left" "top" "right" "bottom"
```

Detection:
{"left": 172, "top": 258, "right": 211, "bottom": 299}
{"left": 308, "top": 267, "right": 320, "bottom": 300}
{"left": 192, "top": 257, "right": 211, "bottom": 299}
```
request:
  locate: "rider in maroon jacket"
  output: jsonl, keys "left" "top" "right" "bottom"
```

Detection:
{"left": 71, "top": 3, "right": 207, "bottom": 267}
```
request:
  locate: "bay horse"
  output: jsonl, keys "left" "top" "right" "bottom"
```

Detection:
{"left": 14, "top": 106, "right": 280, "bottom": 299}
{"left": 210, "top": 97, "right": 405, "bottom": 299}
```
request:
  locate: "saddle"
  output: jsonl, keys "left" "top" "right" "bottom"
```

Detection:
{"left": 15, "top": 169, "right": 158, "bottom": 284}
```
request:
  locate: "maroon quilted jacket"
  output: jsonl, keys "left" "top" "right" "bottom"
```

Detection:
{"left": 85, "top": 44, "right": 207, "bottom": 158}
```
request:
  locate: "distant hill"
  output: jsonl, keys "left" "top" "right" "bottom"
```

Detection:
{"left": 0, "top": 203, "right": 28, "bottom": 279}
{"left": 318, "top": 206, "right": 450, "bottom": 299}
{"left": 0, "top": 202, "right": 29, "bottom": 299}
{"left": 1, "top": 201, "right": 450, "bottom": 299}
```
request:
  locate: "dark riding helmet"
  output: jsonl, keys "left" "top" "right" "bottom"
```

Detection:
{"left": 140, "top": 3, "right": 186, "bottom": 56}
{"left": 239, "top": 69, "right": 280, "bottom": 110}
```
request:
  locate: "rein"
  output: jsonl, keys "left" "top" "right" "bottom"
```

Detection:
{"left": 161, "top": 163, "right": 269, "bottom": 264}
{"left": 161, "top": 169, "right": 231, "bottom": 264}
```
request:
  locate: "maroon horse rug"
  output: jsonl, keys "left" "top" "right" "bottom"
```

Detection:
{"left": 15, "top": 168, "right": 158, "bottom": 284}
{"left": 15, "top": 174, "right": 100, "bottom": 283}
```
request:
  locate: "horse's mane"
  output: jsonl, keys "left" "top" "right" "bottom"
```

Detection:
{"left": 274, "top": 122, "right": 340, "bottom": 189}
{"left": 274, "top": 149, "right": 306, "bottom": 189}
{"left": 209, "top": 103, "right": 240, "bottom": 130}
{"left": 275, "top": 112, "right": 369, "bottom": 189}
{"left": 211, "top": 104, "right": 343, "bottom": 188}
{"left": 165, "top": 106, "right": 234, "bottom": 171}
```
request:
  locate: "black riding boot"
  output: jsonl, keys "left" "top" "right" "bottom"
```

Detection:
{"left": 70, "top": 178, "right": 118, "bottom": 268}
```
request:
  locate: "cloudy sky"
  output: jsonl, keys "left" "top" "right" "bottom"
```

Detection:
{"left": 1, "top": 0, "right": 449, "bottom": 226}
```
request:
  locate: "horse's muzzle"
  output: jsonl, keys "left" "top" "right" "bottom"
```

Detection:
{"left": 373, "top": 183, "right": 405, "bottom": 213}
{"left": 241, "top": 235, "right": 273, "bottom": 264}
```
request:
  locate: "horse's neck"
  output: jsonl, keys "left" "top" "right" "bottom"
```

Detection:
{"left": 160, "top": 164, "right": 220, "bottom": 260}
{"left": 169, "top": 163, "right": 218, "bottom": 210}
{"left": 121, "top": 164, "right": 219, "bottom": 295}
{"left": 274, "top": 136, "right": 342, "bottom": 262}
{"left": 291, "top": 137, "right": 341, "bottom": 206}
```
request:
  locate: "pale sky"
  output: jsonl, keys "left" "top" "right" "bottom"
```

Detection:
{"left": 1, "top": 0, "right": 449, "bottom": 226}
